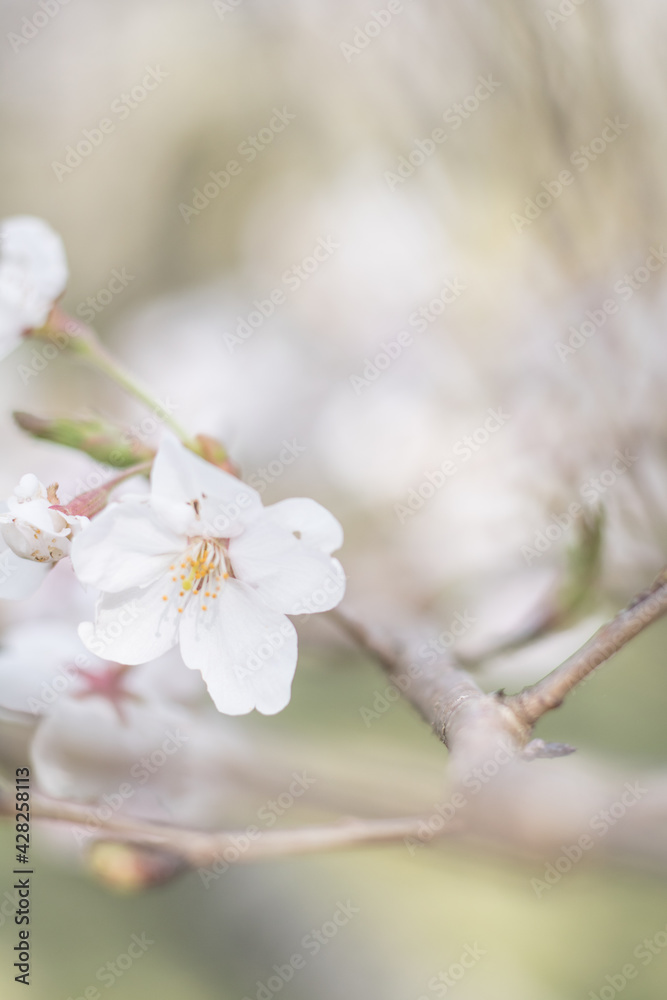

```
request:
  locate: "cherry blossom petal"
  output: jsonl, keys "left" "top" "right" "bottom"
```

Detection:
{"left": 71, "top": 500, "right": 182, "bottom": 592}
{"left": 5, "top": 496, "right": 66, "bottom": 532}
{"left": 0, "top": 543, "right": 50, "bottom": 600}
{"left": 229, "top": 515, "right": 346, "bottom": 615}
{"left": 262, "top": 497, "right": 344, "bottom": 554}
{"left": 151, "top": 434, "right": 262, "bottom": 538}
{"left": 31, "top": 697, "right": 195, "bottom": 799}
{"left": 78, "top": 578, "right": 180, "bottom": 663}
{"left": 0, "top": 620, "right": 99, "bottom": 716}
{"left": 132, "top": 649, "right": 207, "bottom": 706}
{"left": 179, "top": 579, "right": 298, "bottom": 715}
{"left": 0, "top": 519, "right": 70, "bottom": 562}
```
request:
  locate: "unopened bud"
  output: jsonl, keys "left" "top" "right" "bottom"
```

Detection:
{"left": 14, "top": 411, "right": 155, "bottom": 467}
{"left": 194, "top": 433, "right": 238, "bottom": 475}
{"left": 50, "top": 462, "right": 151, "bottom": 519}
{"left": 88, "top": 842, "right": 186, "bottom": 892}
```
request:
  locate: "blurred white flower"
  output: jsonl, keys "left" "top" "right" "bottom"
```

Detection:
{"left": 0, "top": 474, "right": 88, "bottom": 601}
{"left": 72, "top": 435, "right": 345, "bottom": 716}
{"left": 0, "top": 215, "right": 67, "bottom": 357}
{"left": 0, "top": 619, "right": 203, "bottom": 801}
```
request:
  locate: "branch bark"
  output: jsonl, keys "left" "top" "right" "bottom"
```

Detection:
{"left": 332, "top": 569, "right": 667, "bottom": 753}
{"left": 9, "top": 765, "right": 667, "bottom": 880}
{"left": 508, "top": 570, "right": 667, "bottom": 725}
{"left": 3, "top": 579, "right": 665, "bottom": 877}
{"left": 13, "top": 790, "right": 459, "bottom": 866}
{"left": 328, "top": 608, "right": 531, "bottom": 773}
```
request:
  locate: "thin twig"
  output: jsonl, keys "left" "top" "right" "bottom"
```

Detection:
{"left": 11, "top": 767, "right": 667, "bottom": 879}
{"left": 508, "top": 570, "right": 667, "bottom": 725}
{"left": 17, "top": 791, "right": 458, "bottom": 866}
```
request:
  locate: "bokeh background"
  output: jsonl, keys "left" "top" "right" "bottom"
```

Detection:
{"left": 1, "top": 0, "right": 667, "bottom": 997}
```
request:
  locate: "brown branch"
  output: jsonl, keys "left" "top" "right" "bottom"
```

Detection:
{"left": 11, "top": 766, "right": 667, "bottom": 881}
{"left": 11, "top": 578, "right": 664, "bottom": 877}
{"left": 331, "top": 570, "right": 667, "bottom": 764}
{"left": 327, "top": 607, "right": 403, "bottom": 674}
{"left": 328, "top": 608, "right": 531, "bottom": 770}
{"left": 508, "top": 570, "right": 667, "bottom": 726}
{"left": 19, "top": 790, "right": 459, "bottom": 866}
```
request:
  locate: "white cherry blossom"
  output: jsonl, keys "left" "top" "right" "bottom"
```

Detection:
{"left": 0, "top": 474, "right": 87, "bottom": 600}
{"left": 71, "top": 435, "right": 345, "bottom": 716}
{"left": 0, "top": 215, "right": 68, "bottom": 357}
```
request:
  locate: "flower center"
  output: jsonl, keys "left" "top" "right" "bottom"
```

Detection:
{"left": 164, "top": 538, "right": 232, "bottom": 614}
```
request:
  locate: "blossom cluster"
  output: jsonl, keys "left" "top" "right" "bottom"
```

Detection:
{"left": 0, "top": 215, "right": 345, "bottom": 748}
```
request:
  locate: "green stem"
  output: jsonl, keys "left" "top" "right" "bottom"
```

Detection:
{"left": 75, "top": 338, "right": 195, "bottom": 446}
{"left": 36, "top": 310, "right": 196, "bottom": 448}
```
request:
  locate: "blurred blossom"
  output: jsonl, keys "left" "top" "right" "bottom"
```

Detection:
{"left": 2, "top": 1, "right": 667, "bottom": 997}
{"left": 0, "top": 618, "right": 203, "bottom": 801}
{"left": 0, "top": 215, "right": 67, "bottom": 357}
